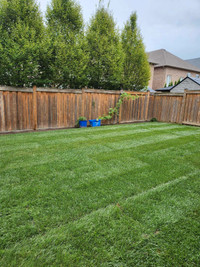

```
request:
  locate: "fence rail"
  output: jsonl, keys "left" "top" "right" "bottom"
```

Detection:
{"left": 0, "top": 86, "right": 199, "bottom": 133}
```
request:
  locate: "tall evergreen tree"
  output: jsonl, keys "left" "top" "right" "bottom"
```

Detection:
{"left": 46, "top": 0, "right": 88, "bottom": 88}
{"left": 0, "top": 0, "right": 45, "bottom": 87}
{"left": 86, "top": 4, "right": 123, "bottom": 90}
{"left": 122, "top": 12, "right": 150, "bottom": 91}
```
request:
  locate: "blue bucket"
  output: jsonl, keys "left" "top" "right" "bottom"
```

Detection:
{"left": 89, "top": 119, "right": 101, "bottom": 127}
{"left": 79, "top": 120, "right": 87, "bottom": 127}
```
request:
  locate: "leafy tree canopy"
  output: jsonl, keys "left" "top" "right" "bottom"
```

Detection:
{"left": 46, "top": 0, "right": 88, "bottom": 88}
{"left": 0, "top": 1, "right": 150, "bottom": 90}
{"left": 86, "top": 3, "right": 123, "bottom": 90}
{"left": 46, "top": 0, "right": 83, "bottom": 34}
{"left": 0, "top": 0, "right": 45, "bottom": 87}
{"left": 0, "top": 0, "right": 44, "bottom": 36}
{"left": 122, "top": 12, "right": 150, "bottom": 91}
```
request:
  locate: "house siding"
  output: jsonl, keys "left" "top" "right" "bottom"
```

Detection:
{"left": 171, "top": 79, "right": 200, "bottom": 93}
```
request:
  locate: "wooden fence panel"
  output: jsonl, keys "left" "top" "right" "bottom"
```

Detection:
{"left": 0, "top": 90, "right": 33, "bottom": 132}
{"left": 36, "top": 91, "right": 83, "bottom": 129}
{"left": 120, "top": 92, "right": 149, "bottom": 123}
{"left": 83, "top": 91, "right": 120, "bottom": 125}
{"left": 152, "top": 94, "right": 183, "bottom": 123}
{"left": 151, "top": 92, "right": 200, "bottom": 126}
{"left": 182, "top": 92, "right": 200, "bottom": 126}
{"left": 0, "top": 87, "right": 199, "bottom": 133}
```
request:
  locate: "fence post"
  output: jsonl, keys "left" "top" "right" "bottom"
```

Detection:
{"left": 145, "top": 92, "right": 150, "bottom": 121}
{"left": 33, "top": 85, "right": 37, "bottom": 130}
{"left": 180, "top": 89, "right": 188, "bottom": 124}
{"left": 118, "top": 91, "right": 123, "bottom": 124}
{"left": 0, "top": 91, "right": 5, "bottom": 132}
{"left": 81, "top": 88, "right": 85, "bottom": 117}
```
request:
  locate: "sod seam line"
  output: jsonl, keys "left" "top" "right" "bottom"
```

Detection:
{"left": 18, "top": 170, "right": 197, "bottom": 243}
{"left": 71, "top": 170, "right": 198, "bottom": 222}
{"left": 12, "top": 170, "right": 198, "bottom": 246}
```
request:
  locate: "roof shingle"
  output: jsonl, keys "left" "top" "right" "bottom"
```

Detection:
{"left": 189, "top": 77, "right": 200, "bottom": 85}
{"left": 186, "top": 58, "right": 200, "bottom": 69}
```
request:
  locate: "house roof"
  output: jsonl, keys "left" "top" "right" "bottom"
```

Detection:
{"left": 155, "top": 86, "right": 173, "bottom": 92}
{"left": 186, "top": 58, "right": 200, "bottom": 69}
{"left": 182, "top": 76, "right": 200, "bottom": 86}
{"left": 148, "top": 60, "right": 158, "bottom": 65}
{"left": 147, "top": 49, "right": 200, "bottom": 73}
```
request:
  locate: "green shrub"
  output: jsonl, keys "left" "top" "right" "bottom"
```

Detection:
{"left": 150, "top": 118, "right": 158, "bottom": 122}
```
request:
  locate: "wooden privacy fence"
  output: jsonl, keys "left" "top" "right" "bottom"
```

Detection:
{"left": 0, "top": 86, "right": 149, "bottom": 132}
{"left": 0, "top": 86, "right": 199, "bottom": 133}
{"left": 151, "top": 90, "right": 200, "bottom": 126}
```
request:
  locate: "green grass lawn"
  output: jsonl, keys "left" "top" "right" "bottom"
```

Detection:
{"left": 0, "top": 122, "right": 200, "bottom": 266}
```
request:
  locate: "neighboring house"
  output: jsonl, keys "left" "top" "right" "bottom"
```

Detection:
{"left": 186, "top": 58, "right": 200, "bottom": 69}
{"left": 171, "top": 77, "right": 200, "bottom": 93}
{"left": 147, "top": 49, "right": 200, "bottom": 90}
{"left": 155, "top": 77, "right": 200, "bottom": 93}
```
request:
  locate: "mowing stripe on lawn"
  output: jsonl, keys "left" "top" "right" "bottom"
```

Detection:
{"left": 0, "top": 124, "right": 187, "bottom": 154}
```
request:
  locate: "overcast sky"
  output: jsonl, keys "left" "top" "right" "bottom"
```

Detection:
{"left": 37, "top": 0, "right": 200, "bottom": 60}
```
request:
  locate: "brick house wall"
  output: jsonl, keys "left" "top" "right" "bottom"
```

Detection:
{"left": 152, "top": 67, "right": 166, "bottom": 90}
{"left": 148, "top": 64, "right": 155, "bottom": 89}
{"left": 152, "top": 66, "right": 200, "bottom": 90}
